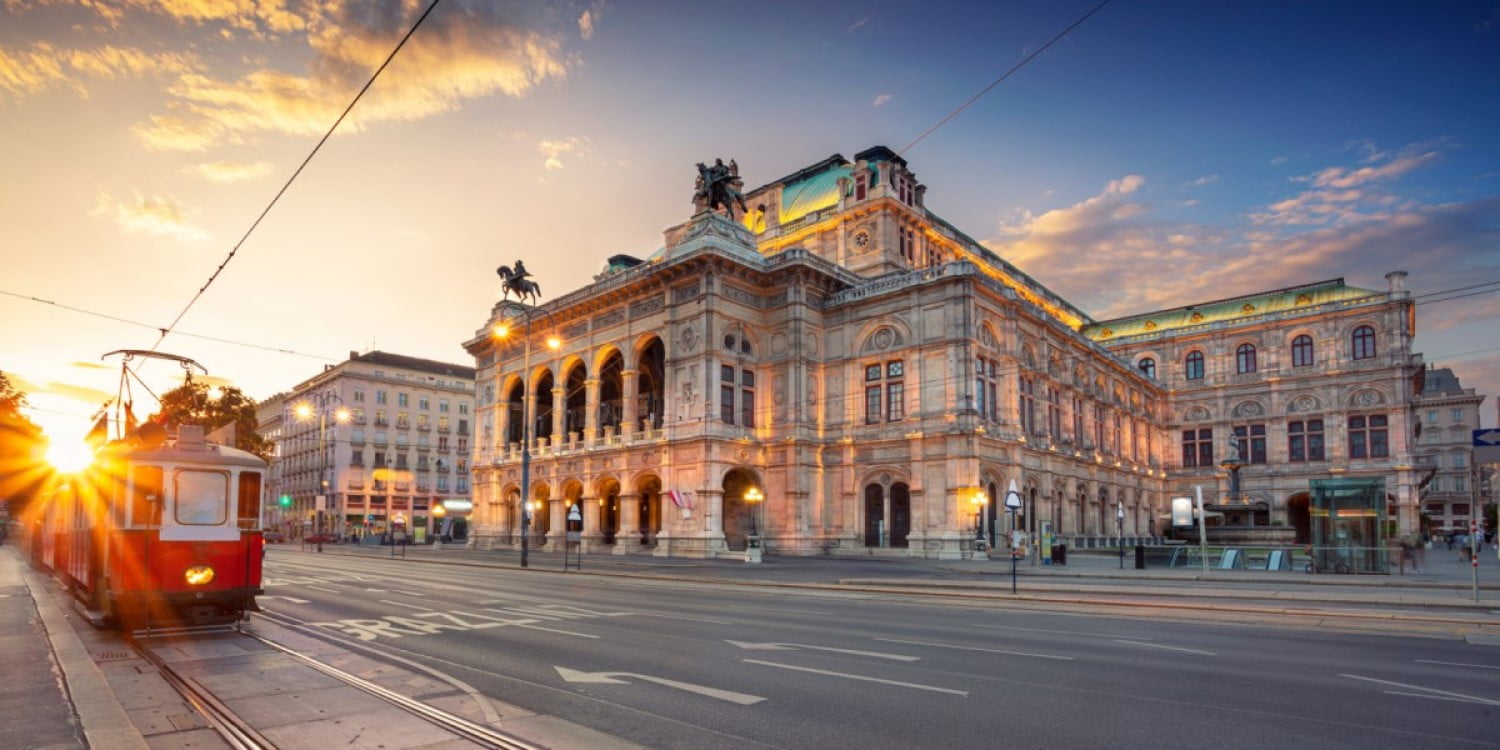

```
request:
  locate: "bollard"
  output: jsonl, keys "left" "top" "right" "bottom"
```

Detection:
{"left": 1135, "top": 544, "right": 1146, "bottom": 570}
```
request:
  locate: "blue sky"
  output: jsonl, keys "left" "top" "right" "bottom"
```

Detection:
{"left": 1, "top": 0, "right": 1497, "bottom": 440}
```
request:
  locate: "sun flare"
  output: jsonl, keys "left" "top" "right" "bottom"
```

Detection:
{"left": 45, "top": 439, "right": 94, "bottom": 474}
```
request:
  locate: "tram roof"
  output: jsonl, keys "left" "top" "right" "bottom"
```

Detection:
{"left": 101, "top": 437, "right": 266, "bottom": 469}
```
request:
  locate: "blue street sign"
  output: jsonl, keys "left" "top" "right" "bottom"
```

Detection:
{"left": 1475, "top": 429, "right": 1500, "bottom": 447}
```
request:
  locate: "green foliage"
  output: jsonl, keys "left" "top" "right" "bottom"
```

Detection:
{"left": 150, "top": 381, "right": 272, "bottom": 460}
{"left": 0, "top": 371, "right": 45, "bottom": 505}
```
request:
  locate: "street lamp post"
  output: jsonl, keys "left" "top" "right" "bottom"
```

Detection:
{"left": 493, "top": 302, "right": 560, "bottom": 569}
{"left": 970, "top": 491, "right": 989, "bottom": 552}
{"left": 1116, "top": 501, "right": 1126, "bottom": 569}
{"left": 743, "top": 487, "right": 764, "bottom": 563}
{"left": 1003, "top": 480, "right": 1023, "bottom": 593}
{"left": 294, "top": 394, "right": 349, "bottom": 554}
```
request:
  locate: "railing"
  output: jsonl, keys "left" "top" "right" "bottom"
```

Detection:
{"left": 416, "top": 444, "right": 430, "bottom": 452}
{"left": 397, "top": 420, "right": 410, "bottom": 429}
{"left": 418, "top": 423, "right": 430, "bottom": 431}
{"left": 438, "top": 426, "right": 451, "bottom": 433}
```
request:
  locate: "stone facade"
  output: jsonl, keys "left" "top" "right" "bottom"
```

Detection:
{"left": 464, "top": 146, "right": 1427, "bottom": 559}
{"left": 1412, "top": 367, "right": 1486, "bottom": 535}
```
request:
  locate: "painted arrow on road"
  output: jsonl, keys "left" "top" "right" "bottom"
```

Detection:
{"left": 554, "top": 667, "right": 765, "bottom": 705}
{"left": 259, "top": 595, "right": 311, "bottom": 604}
{"left": 724, "top": 640, "right": 920, "bottom": 662}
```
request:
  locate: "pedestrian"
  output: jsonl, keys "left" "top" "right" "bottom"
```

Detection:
{"left": 1447, "top": 533, "right": 1455, "bottom": 551}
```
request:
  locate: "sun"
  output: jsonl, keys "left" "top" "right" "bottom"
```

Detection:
{"left": 45, "top": 438, "right": 94, "bottom": 474}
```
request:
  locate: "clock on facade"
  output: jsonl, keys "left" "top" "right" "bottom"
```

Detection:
{"left": 851, "top": 229, "right": 872, "bottom": 250}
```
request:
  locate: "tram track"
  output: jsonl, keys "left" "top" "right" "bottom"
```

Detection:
{"left": 126, "top": 614, "right": 541, "bottom": 750}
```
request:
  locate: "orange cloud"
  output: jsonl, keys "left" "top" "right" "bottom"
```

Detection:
{"left": 134, "top": 4, "right": 572, "bottom": 151}
{"left": 185, "top": 159, "right": 274, "bottom": 182}
{"left": 0, "top": 41, "right": 200, "bottom": 101}
{"left": 92, "top": 190, "right": 209, "bottom": 240}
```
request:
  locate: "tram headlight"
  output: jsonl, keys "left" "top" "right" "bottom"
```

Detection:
{"left": 184, "top": 565, "right": 215, "bottom": 586}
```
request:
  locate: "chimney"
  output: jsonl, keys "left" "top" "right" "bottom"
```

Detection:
{"left": 1385, "top": 270, "right": 1408, "bottom": 295}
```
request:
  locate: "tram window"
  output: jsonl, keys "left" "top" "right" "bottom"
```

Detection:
{"left": 238, "top": 472, "right": 262, "bottom": 530}
{"left": 131, "top": 466, "right": 163, "bottom": 527}
{"left": 174, "top": 470, "right": 228, "bottom": 525}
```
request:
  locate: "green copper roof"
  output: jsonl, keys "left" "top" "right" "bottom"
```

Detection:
{"left": 1082, "top": 278, "right": 1383, "bottom": 341}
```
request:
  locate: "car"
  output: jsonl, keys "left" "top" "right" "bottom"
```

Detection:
{"left": 262, "top": 530, "right": 286, "bottom": 543}
{"left": 303, "top": 533, "right": 339, "bottom": 544}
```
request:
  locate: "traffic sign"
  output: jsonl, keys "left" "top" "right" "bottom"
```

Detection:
{"left": 1476, "top": 430, "right": 1500, "bottom": 464}
{"left": 567, "top": 505, "right": 583, "bottom": 522}
{"left": 1004, "top": 479, "right": 1022, "bottom": 509}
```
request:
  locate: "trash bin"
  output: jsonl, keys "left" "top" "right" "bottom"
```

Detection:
{"left": 1135, "top": 544, "right": 1146, "bottom": 569}
{"left": 1052, "top": 544, "right": 1067, "bottom": 566}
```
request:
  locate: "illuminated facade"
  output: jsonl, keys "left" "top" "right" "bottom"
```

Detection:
{"left": 260, "top": 351, "right": 476, "bottom": 542}
{"left": 464, "top": 147, "right": 1425, "bottom": 558}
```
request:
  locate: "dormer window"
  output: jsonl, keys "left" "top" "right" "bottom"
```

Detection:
{"left": 854, "top": 173, "right": 867, "bottom": 201}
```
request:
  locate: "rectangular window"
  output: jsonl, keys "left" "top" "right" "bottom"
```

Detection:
{"left": 1349, "top": 415, "right": 1389, "bottom": 459}
{"left": 132, "top": 465, "right": 163, "bottom": 527}
{"left": 1452, "top": 408, "right": 1464, "bottom": 421}
{"left": 1454, "top": 503, "right": 1471, "bottom": 516}
{"left": 398, "top": 393, "right": 408, "bottom": 407}
{"left": 1288, "top": 419, "right": 1325, "bottom": 462}
{"left": 440, "top": 400, "right": 450, "bottom": 413}
{"left": 865, "top": 386, "right": 882, "bottom": 424}
{"left": 741, "top": 370, "right": 755, "bottom": 428}
{"left": 238, "top": 471, "right": 261, "bottom": 530}
{"left": 1232, "top": 424, "right": 1267, "bottom": 464}
{"left": 353, "top": 389, "right": 365, "bottom": 402}
{"left": 460, "top": 403, "right": 470, "bottom": 415}
{"left": 721, "top": 384, "right": 735, "bottom": 424}
{"left": 1455, "top": 476, "right": 1467, "bottom": 492}
{"left": 1073, "top": 398, "right": 1084, "bottom": 443}
{"left": 1182, "top": 428, "right": 1214, "bottom": 467}
{"left": 419, "top": 397, "right": 429, "bottom": 410}
{"left": 376, "top": 390, "right": 387, "bottom": 405}
{"left": 174, "top": 470, "right": 228, "bottom": 525}
{"left": 1112, "top": 413, "right": 1123, "bottom": 455}
{"left": 887, "top": 382, "right": 905, "bottom": 421}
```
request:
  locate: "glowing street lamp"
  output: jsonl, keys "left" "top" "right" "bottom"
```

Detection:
{"left": 493, "top": 301, "right": 560, "bottom": 569}
{"left": 970, "top": 490, "right": 989, "bottom": 548}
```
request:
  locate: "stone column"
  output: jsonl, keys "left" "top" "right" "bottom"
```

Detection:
{"left": 582, "top": 494, "right": 602, "bottom": 552}
{"left": 496, "top": 401, "right": 511, "bottom": 453}
{"left": 583, "top": 378, "right": 601, "bottom": 444}
{"left": 551, "top": 386, "right": 566, "bottom": 446}
{"left": 614, "top": 492, "right": 643, "bottom": 554}
{"left": 621, "top": 370, "right": 638, "bottom": 438}
{"left": 548, "top": 497, "right": 566, "bottom": 546}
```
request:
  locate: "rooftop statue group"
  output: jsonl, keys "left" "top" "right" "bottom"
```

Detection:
{"left": 695, "top": 157, "right": 747, "bottom": 218}
{"left": 499, "top": 159, "right": 747, "bottom": 305}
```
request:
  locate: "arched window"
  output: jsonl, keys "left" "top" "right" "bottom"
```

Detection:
{"left": 1292, "top": 335, "right": 1314, "bottom": 367}
{"left": 1138, "top": 357, "right": 1156, "bottom": 380}
{"left": 1236, "top": 343, "right": 1257, "bottom": 374}
{"left": 1184, "top": 351, "right": 1204, "bottom": 381}
{"left": 1352, "top": 325, "right": 1376, "bottom": 360}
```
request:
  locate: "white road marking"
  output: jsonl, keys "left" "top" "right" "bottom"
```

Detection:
{"left": 364, "top": 588, "right": 387, "bottom": 593}
{"left": 743, "top": 659, "right": 969, "bottom": 696}
{"left": 392, "top": 589, "right": 424, "bottom": 596}
{"left": 724, "top": 640, "right": 919, "bottom": 661}
{"left": 555, "top": 666, "right": 764, "bottom": 705}
{"left": 1342, "top": 674, "right": 1500, "bottom": 706}
{"left": 259, "top": 595, "right": 311, "bottom": 604}
{"left": 517, "top": 624, "right": 600, "bottom": 639}
{"left": 304, "top": 585, "right": 339, "bottom": 594}
{"left": 380, "top": 599, "right": 435, "bottom": 612}
{"left": 1414, "top": 659, "right": 1500, "bottom": 671}
{"left": 1114, "top": 639, "right": 1215, "bottom": 656}
{"left": 977, "top": 624, "right": 1151, "bottom": 641}
{"left": 875, "top": 637, "right": 1073, "bottom": 661}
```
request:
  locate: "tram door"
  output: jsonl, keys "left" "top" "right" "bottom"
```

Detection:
{"left": 863, "top": 485, "right": 884, "bottom": 547}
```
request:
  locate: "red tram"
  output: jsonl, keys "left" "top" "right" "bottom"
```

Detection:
{"left": 36, "top": 424, "right": 265, "bottom": 627}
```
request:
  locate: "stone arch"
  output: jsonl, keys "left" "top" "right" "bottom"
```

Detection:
{"left": 1184, "top": 405, "right": 1212, "bottom": 422}
{"left": 631, "top": 472, "right": 664, "bottom": 546}
{"left": 1231, "top": 399, "right": 1267, "bottom": 419}
{"left": 721, "top": 467, "right": 765, "bottom": 551}
{"left": 594, "top": 475, "right": 622, "bottom": 544}
{"left": 722, "top": 322, "right": 759, "bottom": 357}
{"left": 856, "top": 319, "right": 911, "bottom": 354}
{"left": 1347, "top": 387, "right": 1387, "bottom": 408}
{"left": 529, "top": 481, "right": 553, "bottom": 540}
{"left": 562, "top": 359, "right": 588, "bottom": 438}
{"left": 1286, "top": 491, "right": 1311, "bottom": 544}
{"left": 1285, "top": 393, "right": 1323, "bottom": 414}
{"left": 634, "top": 335, "right": 667, "bottom": 430}
{"left": 978, "top": 321, "right": 1000, "bottom": 350}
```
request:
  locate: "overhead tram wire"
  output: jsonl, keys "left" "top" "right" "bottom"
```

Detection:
{"left": 899, "top": 0, "right": 1115, "bottom": 156}
{"left": 0, "top": 288, "right": 339, "bottom": 361}
{"left": 144, "top": 0, "right": 446, "bottom": 358}
{"left": 1411, "top": 279, "right": 1500, "bottom": 299}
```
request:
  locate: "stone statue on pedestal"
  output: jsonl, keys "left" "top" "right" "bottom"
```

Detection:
{"left": 693, "top": 158, "right": 747, "bottom": 218}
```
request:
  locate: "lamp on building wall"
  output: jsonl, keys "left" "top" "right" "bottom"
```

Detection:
{"left": 970, "top": 490, "right": 989, "bottom": 549}
{"left": 744, "top": 486, "right": 764, "bottom": 538}
{"left": 293, "top": 393, "right": 350, "bottom": 553}
{"left": 493, "top": 300, "right": 561, "bottom": 569}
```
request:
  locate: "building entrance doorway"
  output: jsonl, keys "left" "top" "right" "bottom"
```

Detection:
{"left": 890, "top": 483, "right": 911, "bottom": 548}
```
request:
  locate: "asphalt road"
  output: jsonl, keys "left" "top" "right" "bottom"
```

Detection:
{"left": 258, "top": 548, "right": 1500, "bottom": 749}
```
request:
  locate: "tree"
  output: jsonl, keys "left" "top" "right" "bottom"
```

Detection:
{"left": 150, "top": 381, "right": 272, "bottom": 460}
{"left": 0, "top": 371, "right": 45, "bottom": 511}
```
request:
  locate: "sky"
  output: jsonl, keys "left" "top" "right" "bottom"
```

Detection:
{"left": 2, "top": 0, "right": 1498, "bottom": 447}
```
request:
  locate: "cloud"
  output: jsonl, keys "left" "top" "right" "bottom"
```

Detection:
{"left": 68, "top": 361, "right": 111, "bottom": 371}
{"left": 1184, "top": 174, "right": 1218, "bottom": 188}
{"left": 186, "top": 160, "right": 274, "bottom": 182}
{"left": 578, "top": 8, "right": 596, "bottom": 39}
{"left": 985, "top": 155, "right": 1500, "bottom": 323}
{"left": 37, "top": 380, "right": 113, "bottom": 405}
{"left": 538, "top": 136, "right": 583, "bottom": 170}
{"left": 1270, "top": 156, "right": 1289, "bottom": 166}
{"left": 872, "top": 93, "right": 892, "bottom": 107}
{"left": 1253, "top": 144, "right": 1441, "bottom": 227}
{"left": 92, "top": 190, "right": 209, "bottom": 240}
{"left": 848, "top": 16, "right": 870, "bottom": 31}
{"left": 130, "top": 2, "right": 573, "bottom": 151}
{"left": 0, "top": 42, "right": 200, "bottom": 101}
